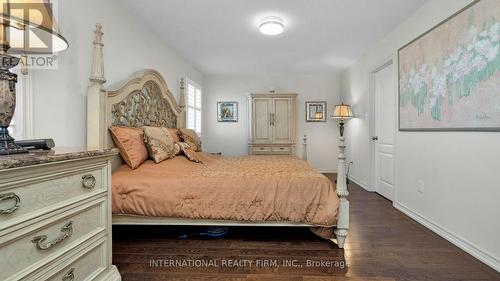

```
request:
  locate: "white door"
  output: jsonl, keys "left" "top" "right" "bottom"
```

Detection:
{"left": 373, "top": 63, "right": 395, "bottom": 201}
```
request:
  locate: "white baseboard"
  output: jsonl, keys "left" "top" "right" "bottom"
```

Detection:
{"left": 394, "top": 202, "right": 500, "bottom": 272}
{"left": 348, "top": 175, "right": 371, "bottom": 191}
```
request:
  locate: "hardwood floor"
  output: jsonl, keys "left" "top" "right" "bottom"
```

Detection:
{"left": 112, "top": 174, "right": 500, "bottom": 281}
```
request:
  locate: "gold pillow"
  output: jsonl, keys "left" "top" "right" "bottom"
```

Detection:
{"left": 143, "top": 126, "right": 176, "bottom": 163}
{"left": 180, "top": 144, "right": 203, "bottom": 163}
{"left": 166, "top": 128, "right": 181, "bottom": 143}
{"left": 179, "top": 128, "right": 202, "bottom": 152}
{"left": 174, "top": 141, "right": 190, "bottom": 155}
{"left": 173, "top": 143, "right": 181, "bottom": 155}
{"left": 109, "top": 126, "right": 148, "bottom": 169}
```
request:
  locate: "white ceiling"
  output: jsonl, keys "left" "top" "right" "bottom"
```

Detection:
{"left": 118, "top": 0, "right": 428, "bottom": 75}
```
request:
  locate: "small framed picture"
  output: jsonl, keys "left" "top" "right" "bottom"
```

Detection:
{"left": 306, "top": 101, "right": 327, "bottom": 122}
{"left": 217, "top": 101, "right": 238, "bottom": 122}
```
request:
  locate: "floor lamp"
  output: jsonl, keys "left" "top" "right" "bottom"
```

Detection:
{"left": 331, "top": 102, "right": 352, "bottom": 247}
{"left": 0, "top": 0, "right": 68, "bottom": 155}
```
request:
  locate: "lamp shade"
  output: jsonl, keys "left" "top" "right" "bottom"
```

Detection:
{"left": 332, "top": 103, "right": 353, "bottom": 120}
{"left": 0, "top": 0, "right": 68, "bottom": 53}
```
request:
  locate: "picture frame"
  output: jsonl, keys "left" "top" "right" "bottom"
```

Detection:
{"left": 305, "top": 101, "right": 327, "bottom": 122}
{"left": 398, "top": 0, "right": 500, "bottom": 131}
{"left": 217, "top": 101, "right": 238, "bottom": 122}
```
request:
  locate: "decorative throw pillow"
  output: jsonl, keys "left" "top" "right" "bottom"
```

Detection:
{"left": 180, "top": 144, "right": 203, "bottom": 163}
{"left": 173, "top": 143, "right": 181, "bottom": 155}
{"left": 179, "top": 128, "right": 202, "bottom": 152}
{"left": 166, "top": 128, "right": 181, "bottom": 143}
{"left": 177, "top": 142, "right": 191, "bottom": 149}
{"left": 109, "top": 126, "right": 148, "bottom": 169}
{"left": 143, "top": 126, "right": 176, "bottom": 163}
{"left": 173, "top": 141, "right": 190, "bottom": 155}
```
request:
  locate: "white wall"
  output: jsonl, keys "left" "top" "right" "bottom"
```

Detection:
{"left": 30, "top": 0, "right": 203, "bottom": 146}
{"left": 341, "top": 0, "right": 500, "bottom": 271}
{"left": 203, "top": 74, "right": 342, "bottom": 172}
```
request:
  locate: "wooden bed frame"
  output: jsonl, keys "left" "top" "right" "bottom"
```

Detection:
{"left": 85, "top": 24, "right": 349, "bottom": 248}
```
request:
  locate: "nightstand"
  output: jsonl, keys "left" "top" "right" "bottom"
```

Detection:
{"left": 0, "top": 148, "right": 121, "bottom": 281}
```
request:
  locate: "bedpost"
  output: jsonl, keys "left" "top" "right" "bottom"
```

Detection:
{"left": 302, "top": 135, "right": 307, "bottom": 161}
{"left": 87, "top": 23, "right": 106, "bottom": 148}
{"left": 334, "top": 135, "right": 349, "bottom": 248}
{"left": 177, "top": 78, "right": 186, "bottom": 128}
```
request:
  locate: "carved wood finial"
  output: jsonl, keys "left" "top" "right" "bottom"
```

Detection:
{"left": 177, "top": 77, "right": 186, "bottom": 128}
{"left": 302, "top": 134, "right": 308, "bottom": 161}
{"left": 94, "top": 23, "right": 103, "bottom": 45}
{"left": 179, "top": 77, "right": 185, "bottom": 109}
{"left": 180, "top": 77, "right": 185, "bottom": 90}
{"left": 90, "top": 23, "right": 106, "bottom": 83}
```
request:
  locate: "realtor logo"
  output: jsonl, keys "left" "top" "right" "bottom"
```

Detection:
{"left": 1, "top": 0, "right": 65, "bottom": 69}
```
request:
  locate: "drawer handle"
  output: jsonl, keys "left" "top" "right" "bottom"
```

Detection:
{"left": 82, "top": 174, "right": 96, "bottom": 189}
{"left": 62, "top": 268, "right": 75, "bottom": 281}
{"left": 0, "top": 192, "right": 21, "bottom": 215}
{"left": 32, "top": 221, "right": 73, "bottom": 250}
{"left": 279, "top": 147, "right": 284, "bottom": 150}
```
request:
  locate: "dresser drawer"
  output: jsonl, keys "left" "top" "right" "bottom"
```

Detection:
{"left": 0, "top": 167, "right": 106, "bottom": 230}
{"left": 0, "top": 199, "right": 106, "bottom": 281}
{"left": 47, "top": 240, "right": 107, "bottom": 281}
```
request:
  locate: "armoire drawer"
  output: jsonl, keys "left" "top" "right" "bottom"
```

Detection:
{"left": 0, "top": 167, "right": 106, "bottom": 230}
{"left": 272, "top": 146, "right": 291, "bottom": 153}
{"left": 252, "top": 146, "right": 272, "bottom": 153}
{"left": 0, "top": 199, "right": 106, "bottom": 281}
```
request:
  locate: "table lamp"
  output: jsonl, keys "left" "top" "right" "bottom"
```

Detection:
{"left": 0, "top": 0, "right": 68, "bottom": 154}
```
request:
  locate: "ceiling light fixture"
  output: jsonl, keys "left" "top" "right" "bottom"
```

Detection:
{"left": 259, "top": 16, "right": 285, "bottom": 36}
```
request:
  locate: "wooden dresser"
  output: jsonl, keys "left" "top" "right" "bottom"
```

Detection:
{"left": 0, "top": 148, "right": 121, "bottom": 281}
{"left": 248, "top": 93, "right": 297, "bottom": 155}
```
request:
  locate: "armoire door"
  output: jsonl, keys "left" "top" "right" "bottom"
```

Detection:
{"left": 272, "top": 98, "right": 291, "bottom": 143}
{"left": 252, "top": 98, "right": 273, "bottom": 143}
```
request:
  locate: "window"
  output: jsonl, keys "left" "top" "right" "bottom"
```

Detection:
{"left": 186, "top": 78, "right": 202, "bottom": 135}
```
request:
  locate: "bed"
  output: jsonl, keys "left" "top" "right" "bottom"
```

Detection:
{"left": 85, "top": 23, "right": 349, "bottom": 248}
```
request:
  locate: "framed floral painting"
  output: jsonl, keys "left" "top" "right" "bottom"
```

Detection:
{"left": 398, "top": 0, "right": 500, "bottom": 131}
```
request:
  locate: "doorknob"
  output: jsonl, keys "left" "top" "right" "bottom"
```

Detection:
{"left": 371, "top": 136, "right": 378, "bottom": 141}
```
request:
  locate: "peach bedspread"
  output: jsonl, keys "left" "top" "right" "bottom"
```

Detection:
{"left": 112, "top": 153, "right": 339, "bottom": 226}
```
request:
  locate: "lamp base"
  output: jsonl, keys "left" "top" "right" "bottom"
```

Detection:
{"left": 339, "top": 120, "right": 345, "bottom": 137}
{"left": 0, "top": 127, "right": 27, "bottom": 155}
{"left": 0, "top": 54, "right": 28, "bottom": 155}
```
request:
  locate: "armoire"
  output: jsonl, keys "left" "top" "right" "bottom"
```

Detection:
{"left": 247, "top": 93, "right": 297, "bottom": 155}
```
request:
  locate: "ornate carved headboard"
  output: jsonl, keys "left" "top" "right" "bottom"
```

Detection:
{"left": 111, "top": 79, "right": 179, "bottom": 128}
{"left": 86, "top": 24, "right": 186, "bottom": 151}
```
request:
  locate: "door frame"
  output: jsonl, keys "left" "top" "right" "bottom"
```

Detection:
{"left": 369, "top": 58, "right": 397, "bottom": 202}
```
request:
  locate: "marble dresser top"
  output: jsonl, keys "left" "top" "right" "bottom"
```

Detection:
{"left": 0, "top": 147, "right": 118, "bottom": 170}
